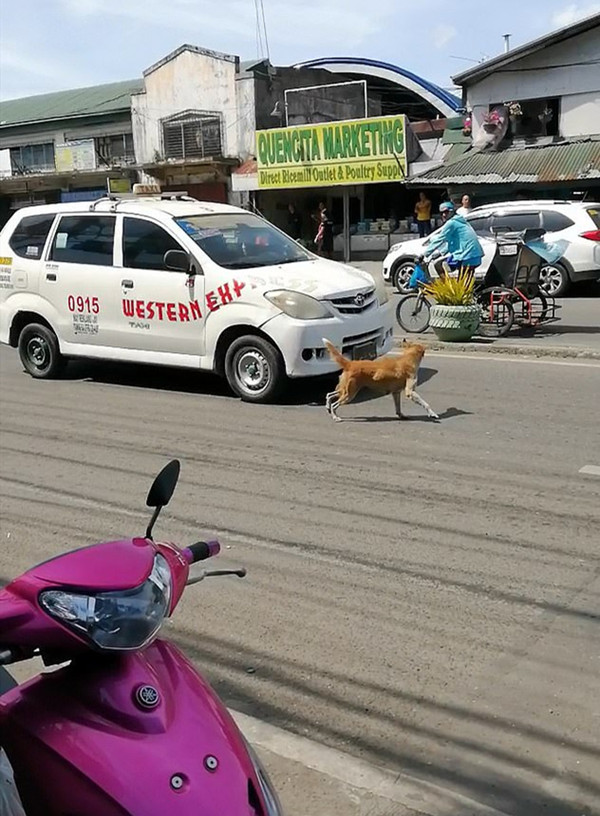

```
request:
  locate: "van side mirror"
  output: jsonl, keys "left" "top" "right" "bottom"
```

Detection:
{"left": 164, "top": 249, "right": 191, "bottom": 272}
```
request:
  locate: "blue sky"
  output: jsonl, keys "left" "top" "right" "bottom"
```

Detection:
{"left": 1, "top": 0, "right": 599, "bottom": 100}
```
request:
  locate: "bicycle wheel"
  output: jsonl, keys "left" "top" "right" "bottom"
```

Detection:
{"left": 396, "top": 294, "right": 431, "bottom": 333}
{"left": 477, "top": 288, "right": 514, "bottom": 338}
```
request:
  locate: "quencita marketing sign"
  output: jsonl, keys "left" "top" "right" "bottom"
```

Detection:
{"left": 255, "top": 115, "right": 407, "bottom": 189}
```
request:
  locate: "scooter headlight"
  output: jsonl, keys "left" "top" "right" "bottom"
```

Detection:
{"left": 39, "top": 554, "right": 172, "bottom": 651}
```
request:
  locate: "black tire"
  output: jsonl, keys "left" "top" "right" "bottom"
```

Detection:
{"left": 18, "top": 323, "right": 65, "bottom": 379}
{"left": 539, "top": 262, "right": 570, "bottom": 297}
{"left": 396, "top": 294, "right": 431, "bottom": 333}
{"left": 476, "top": 288, "right": 515, "bottom": 338}
{"left": 392, "top": 259, "right": 417, "bottom": 294}
{"left": 224, "top": 335, "right": 286, "bottom": 403}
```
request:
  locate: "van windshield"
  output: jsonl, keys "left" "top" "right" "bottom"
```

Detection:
{"left": 174, "top": 213, "right": 312, "bottom": 269}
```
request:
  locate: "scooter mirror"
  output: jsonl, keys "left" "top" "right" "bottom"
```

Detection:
{"left": 146, "top": 460, "right": 181, "bottom": 508}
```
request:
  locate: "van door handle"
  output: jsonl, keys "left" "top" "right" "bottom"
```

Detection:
{"left": 122, "top": 279, "right": 134, "bottom": 289}
{"left": 46, "top": 273, "right": 57, "bottom": 281}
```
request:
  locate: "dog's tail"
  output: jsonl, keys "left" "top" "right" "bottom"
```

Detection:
{"left": 323, "top": 338, "right": 350, "bottom": 369}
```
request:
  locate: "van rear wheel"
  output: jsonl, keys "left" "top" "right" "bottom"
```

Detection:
{"left": 18, "top": 323, "right": 65, "bottom": 379}
{"left": 225, "top": 335, "right": 286, "bottom": 403}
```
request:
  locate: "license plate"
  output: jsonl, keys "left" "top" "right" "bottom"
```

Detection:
{"left": 352, "top": 340, "right": 377, "bottom": 360}
{"left": 499, "top": 244, "right": 518, "bottom": 256}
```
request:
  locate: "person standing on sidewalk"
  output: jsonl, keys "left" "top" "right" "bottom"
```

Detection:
{"left": 287, "top": 203, "right": 303, "bottom": 241}
{"left": 456, "top": 194, "right": 473, "bottom": 217}
{"left": 414, "top": 192, "right": 432, "bottom": 238}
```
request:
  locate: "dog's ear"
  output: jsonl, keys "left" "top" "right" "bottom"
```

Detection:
{"left": 401, "top": 338, "right": 407, "bottom": 345}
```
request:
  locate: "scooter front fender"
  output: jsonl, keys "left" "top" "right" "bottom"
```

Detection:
{"left": 0, "top": 640, "right": 264, "bottom": 815}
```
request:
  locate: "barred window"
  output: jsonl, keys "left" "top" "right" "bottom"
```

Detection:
{"left": 162, "top": 114, "right": 222, "bottom": 160}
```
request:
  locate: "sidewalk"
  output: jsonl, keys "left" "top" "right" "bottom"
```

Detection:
{"left": 350, "top": 261, "right": 600, "bottom": 360}
{"left": 234, "top": 711, "right": 509, "bottom": 816}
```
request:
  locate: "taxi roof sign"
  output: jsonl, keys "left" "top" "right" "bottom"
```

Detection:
{"left": 133, "top": 183, "right": 162, "bottom": 195}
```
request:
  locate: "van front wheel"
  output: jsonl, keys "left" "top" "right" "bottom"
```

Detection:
{"left": 225, "top": 335, "right": 286, "bottom": 403}
{"left": 18, "top": 323, "right": 65, "bottom": 379}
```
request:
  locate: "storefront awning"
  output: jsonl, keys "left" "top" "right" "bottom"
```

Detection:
{"left": 407, "top": 136, "right": 600, "bottom": 186}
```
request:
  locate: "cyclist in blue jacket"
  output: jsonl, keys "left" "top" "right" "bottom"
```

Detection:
{"left": 425, "top": 201, "right": 483, "bottom": 275}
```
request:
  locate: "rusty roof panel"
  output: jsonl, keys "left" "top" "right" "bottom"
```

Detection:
{"left": 408, "top": 138, "right": 600, "bottom": 185}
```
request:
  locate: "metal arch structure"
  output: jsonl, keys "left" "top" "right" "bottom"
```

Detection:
{"left": 292, "top": 57, "right": 461, "bottom": 119}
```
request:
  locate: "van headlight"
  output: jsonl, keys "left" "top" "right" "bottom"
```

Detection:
{"left": 264, "top": 290, "right": 332, "bottom": 320}
{"left": 370, "top": 271, "right": 389, "bottom": 305}
{"left": 39, "top": 554, "right": 172, "bottom": 651}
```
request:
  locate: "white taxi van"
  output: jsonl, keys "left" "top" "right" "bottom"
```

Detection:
{"left": 0, "top": 188, "right": 393, "bottom": 402}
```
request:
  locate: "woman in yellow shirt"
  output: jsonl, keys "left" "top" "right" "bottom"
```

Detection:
{"left": 414, "top": 192, "right": 432, "bottom": 238}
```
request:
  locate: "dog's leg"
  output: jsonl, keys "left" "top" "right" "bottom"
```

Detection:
{"left": 325, "top": 390, "right": 338, "bottom": 414}
{"left": 392, "top": 390, "right": 404, "bottom": 420}
{"left": 406, "top": 388, "right": 439, "bottom": 420}
{"left": 329, "top": 398, "right": 343, "bottom": 422}
{"left": 405, "top": 378, "right": 439, "bottom": 420}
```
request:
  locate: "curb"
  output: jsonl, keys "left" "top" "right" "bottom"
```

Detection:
{"left": 232, "top": 709, "right": 511, "bottom": 816}
{"left": 393, "top": 335, "right": 600, "bottom": 361}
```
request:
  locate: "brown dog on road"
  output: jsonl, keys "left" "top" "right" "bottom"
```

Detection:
{"left": 324, "top": 340, "right": 440, "bottom": 423}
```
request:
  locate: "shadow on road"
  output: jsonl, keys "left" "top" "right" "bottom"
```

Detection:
{"left": 60, "top": 358, "right": 339, "bottom": 406}
{"left": 342, "top": 406, "right": 470, "bottom": 423}
{"left": 534, "top": 324, "right": 600, "bottom": 336}
{"left": 58, "top": 361, "right": 444, "bottom": 409}
{"left": 173, "top": 628, "right": 599, "bottom": 816}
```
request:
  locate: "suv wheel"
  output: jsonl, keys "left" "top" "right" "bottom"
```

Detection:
{"left": 392, "top": 260, "right": 417, "bottom": 294}
{"left": 18, "top": 323, "right": 65, "bottom": 379}
{"left": 225, "top": 335, "right": 286, "bottom": 403}
{"left": 539, "top": 262, "right": 570, "bottom": 297}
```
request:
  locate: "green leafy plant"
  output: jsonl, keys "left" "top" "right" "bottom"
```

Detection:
{"left": 425, "top": 272, "right": 476, "bottom": 305}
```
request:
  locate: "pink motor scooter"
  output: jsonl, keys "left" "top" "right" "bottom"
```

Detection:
{"left": 0, "top": 460, "right": 283, "bottom": 815}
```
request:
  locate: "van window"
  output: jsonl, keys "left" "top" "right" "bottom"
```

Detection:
{"left": 9, "top": 213, "right": 56, "bottom": 259}
{"left": 174, "top": 212, "right": 311, "bottom": 269}
{"left": 492, "top": 212, "right": 540, "bottom": 233}
{"left": 50, "top": 215, "right": 115, "bottom": 266}
{"left": 123, "top": 218, "right": 184, "bottom": 270}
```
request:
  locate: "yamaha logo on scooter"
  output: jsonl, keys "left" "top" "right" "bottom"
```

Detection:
{"left": 135, "top": 684, "right": 161, "bottom": 709}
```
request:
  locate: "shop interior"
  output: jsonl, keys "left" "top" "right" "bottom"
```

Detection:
{"left": 255, "top": 184, "right": 447, "bottom": 259}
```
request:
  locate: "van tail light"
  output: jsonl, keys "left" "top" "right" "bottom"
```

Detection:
{"left": 580, "top": 230, "right": 600, "bottom": 241}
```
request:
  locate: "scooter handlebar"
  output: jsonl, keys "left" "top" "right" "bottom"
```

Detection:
{"left": 183, "top": 540, "right": 220, "bottom": 564}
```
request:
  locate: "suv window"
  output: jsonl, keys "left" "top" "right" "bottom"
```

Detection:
{"left": 9, "top": 214, "right": 56, "bottom": 259}
{"left": 541, "top": 211, "right": 574, "bottom": 232}
{"left": 492, "top": 212, "right": 540, "bottom": 233}
{"left": 123, "top": 218, "right": 185, "bottom": 270}
{"left": 466, "top": 215, "right": 493, "bottom": 235}
{"left": 585, "top": 208, "right": 600, "bottom": 228}
{"left": 50, "top": 215, "right": 115, "bottom": 266}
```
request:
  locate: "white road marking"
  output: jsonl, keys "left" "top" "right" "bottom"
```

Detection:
{"left": 579, "top": 465, "right": 600, "bottom": 477}
{"left": 233, "top": 709, "right": 512, "bottom": 816}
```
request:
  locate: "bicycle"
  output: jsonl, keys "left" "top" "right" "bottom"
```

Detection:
{"left": 396, "top": 239, "right": 558, "bottom": 338}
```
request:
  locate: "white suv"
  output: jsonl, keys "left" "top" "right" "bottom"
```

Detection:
{"left": 383, "top": 200, "right": 600, "bottom": 297}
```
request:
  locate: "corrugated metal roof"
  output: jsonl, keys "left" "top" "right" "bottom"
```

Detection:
{"left": 408, "top": 138, "right": 600, "bottom": 185}
{"left": 0, "top": 79, "right": 143, "bottom": 128}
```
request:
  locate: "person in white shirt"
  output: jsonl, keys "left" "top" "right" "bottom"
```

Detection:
{"left": 456, "top": 194, "right": 472, "bottom": 217}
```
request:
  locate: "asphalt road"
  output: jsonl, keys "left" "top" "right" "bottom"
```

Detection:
{"left": 1, "top": 346, "right": 599, "bottom": 816}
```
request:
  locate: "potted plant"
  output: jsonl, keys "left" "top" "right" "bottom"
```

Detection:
{"left": 425, "top": 272, "right": 481, "bottom": 342}
{"left": 508, "top": 101, "right": 523, "bottom": 135}
{"left": 483, "top": 109, "right": 503, "bottom": 133}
